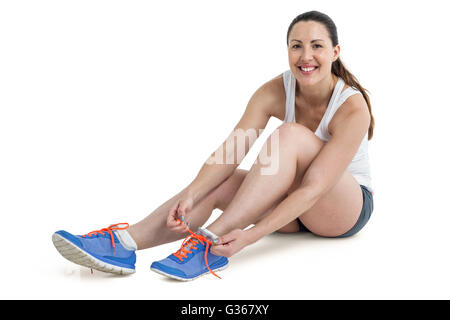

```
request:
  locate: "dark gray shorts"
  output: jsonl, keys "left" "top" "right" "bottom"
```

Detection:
{"left": 297, "top": 184, "right": 373, "bottom": 238}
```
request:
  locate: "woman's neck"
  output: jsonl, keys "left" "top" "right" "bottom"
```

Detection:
{"left": 296, "top": 73, "right": 338, "bottom": 108}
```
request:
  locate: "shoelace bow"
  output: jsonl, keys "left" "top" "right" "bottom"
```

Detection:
{"left": 82, "top": 223, "right": 129, "bottom": 254}
{"left": 172, "top": 219, "right": 221, "bottom": 279}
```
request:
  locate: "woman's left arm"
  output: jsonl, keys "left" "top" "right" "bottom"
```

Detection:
{"left": 212, "top": 95, "right": 371, "bottom": 256}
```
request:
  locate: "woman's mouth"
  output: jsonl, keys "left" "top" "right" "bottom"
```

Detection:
{"left": 298, "top": 66, "right": 318, "bottom": 75}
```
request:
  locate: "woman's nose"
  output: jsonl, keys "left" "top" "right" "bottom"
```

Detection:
{"left": 300, "top": 47, "right": 314, "bottom": 61}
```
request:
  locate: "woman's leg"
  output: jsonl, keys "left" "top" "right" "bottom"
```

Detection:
{"left": 130, "top": 121, "right": 362, "bottom": 251}
{"left": 206, "top": 123, "right": 362, "bottom": 237}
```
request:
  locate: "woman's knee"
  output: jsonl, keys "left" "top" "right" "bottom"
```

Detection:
{"left": 278, "top": 123, "right": 322, "bottom": 150}
{"left": 277, "top": 123, "right": 314, "bottom": 141}
{"left": 277, "top": 123, "right": 324, "bottom": 166}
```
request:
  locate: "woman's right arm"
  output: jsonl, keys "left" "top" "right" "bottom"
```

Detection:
{"left": 187, "top": 80, "right": 280, "bottom": 204}
{"left": 167, "top": 78, "right": 282, "bottom": 233}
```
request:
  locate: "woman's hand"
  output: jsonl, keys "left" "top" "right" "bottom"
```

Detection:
{"left": 166, "top": 190, "right": 195, "bottom": 233}
{"left": 210, "top": 229, "right": 250, "bottom": 258}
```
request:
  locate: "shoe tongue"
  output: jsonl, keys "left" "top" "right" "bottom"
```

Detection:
{"left": 185, "top": 242, "right": 194, "bottom": 250}
{"left": 168, "top": 238, "right": 208, "bottom": 262}
{"left": 95, "top": 231, "right": 118, "bottom": 241}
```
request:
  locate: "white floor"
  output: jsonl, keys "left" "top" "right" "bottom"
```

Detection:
{"left": 3, "top": 200, "right": 450, "bottom": 300}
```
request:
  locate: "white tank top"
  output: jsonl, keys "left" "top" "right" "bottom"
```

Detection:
{"left": 282, "top": 69, "right": 373, "bottom": 193}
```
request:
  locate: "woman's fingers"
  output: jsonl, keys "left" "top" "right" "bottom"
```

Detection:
{"left": 217, "top": 231, "right": 237, "bottom": 245}
{"left": 167, "top": 203, "right": 179, "bottom": 225}
{"left": 211, "top": 233, "right": 235, "bottom": 256}
{"left": 168, "top": 212, "right": 189, "bottom": 233}
{"left": 210, "top": 242, "right": 231, "bottom": 257}
{"left": 167, "top": 212, "right": 180, "bottom": 228}
{"left": 166, "top": 195, "right": 195, "bottom": 234}
{"left": 211, "top": 229, "right": 246, "bottom": 258}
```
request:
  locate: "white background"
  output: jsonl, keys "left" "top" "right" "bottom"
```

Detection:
{"left": 1, "top": 0, "right": 449, "bottom": 299}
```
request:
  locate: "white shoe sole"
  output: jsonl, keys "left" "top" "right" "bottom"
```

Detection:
{"left": 52, "top": 233, "right": 135, "bottom": 275}
{"left": 150, "top": 263, "right": 228, "bottom": 281}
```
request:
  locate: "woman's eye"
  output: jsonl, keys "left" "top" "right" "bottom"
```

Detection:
{"left": 292, "top": 44, "right": 322, "bottom": 49}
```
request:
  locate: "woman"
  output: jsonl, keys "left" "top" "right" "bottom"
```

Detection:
{"left": 52, "top": 11, "right": 374, "bottom": 281}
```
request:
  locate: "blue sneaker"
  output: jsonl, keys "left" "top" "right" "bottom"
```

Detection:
{"left": 52, "top": 223, "right": 136, "bottom": 275}
{"left": 150, "top": 231, "right": 228, "bottom": 281}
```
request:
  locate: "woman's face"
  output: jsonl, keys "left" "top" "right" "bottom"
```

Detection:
{"left": 288, "top": 21, "right": 340, "bottom": 87}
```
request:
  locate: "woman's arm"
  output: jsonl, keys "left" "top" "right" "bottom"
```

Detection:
{"left": 187, "top": 80, "right": 279, "bottom": 203}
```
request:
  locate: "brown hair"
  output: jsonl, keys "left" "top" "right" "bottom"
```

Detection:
{"left": 287, "top": 11, "right": 374, "bottom": 139}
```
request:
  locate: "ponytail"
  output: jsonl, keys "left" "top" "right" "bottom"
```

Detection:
{"left": 332, "top": 58, "right": 374, "bottom": 139}
{"left": 287, "top": 11, "right": 375, "bottom": 139}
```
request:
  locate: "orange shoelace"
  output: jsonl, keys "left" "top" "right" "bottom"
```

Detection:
{"left": 82, "top": 223, "right": 129, "bottom": 254}
{"left": 172, "top": 219, "right": 221, "bottom": 279}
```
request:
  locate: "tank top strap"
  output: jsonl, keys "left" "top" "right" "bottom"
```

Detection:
{"left": 338, "top": 86, "right": 363, "bottom": 105}
{"left": 282, "top": 70, "right": 296, "bottom": 123}
{"left": 322, "top": 77, "right": 346, "bottom": 122}
{"left": 324, "top": 85, "right": 363, "bottom": 123}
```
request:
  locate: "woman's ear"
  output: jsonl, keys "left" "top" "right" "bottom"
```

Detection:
{"left": 332, "top": 44, "right": 341, "bottom": 62}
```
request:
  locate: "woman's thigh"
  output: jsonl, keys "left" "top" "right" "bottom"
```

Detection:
{"left": 294, "top": 171, "right": 363, "bottom": 237}
{"left": 276, "top": 170, "right": 362, "bottom": 235}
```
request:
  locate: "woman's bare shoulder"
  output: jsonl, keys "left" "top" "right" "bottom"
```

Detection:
{"left": 254, "top": 72, "right": 286, "bottom": 121}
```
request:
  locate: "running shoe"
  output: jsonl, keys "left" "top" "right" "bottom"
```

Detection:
{"left": 52, "top": 223, "right": 136, "bottom": 275}
{"left": 150, "top": 227, "right": 228, "bottom": 281}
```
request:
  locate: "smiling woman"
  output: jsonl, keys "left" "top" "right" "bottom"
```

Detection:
{"left": 52, "top": 10, "right": 375, "bottom": 282}
{"left": 291, "top": 40, "right": 323, "bottom": 74}
{"left": 286, "top": 11, "right": 374, "bottom": 139}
